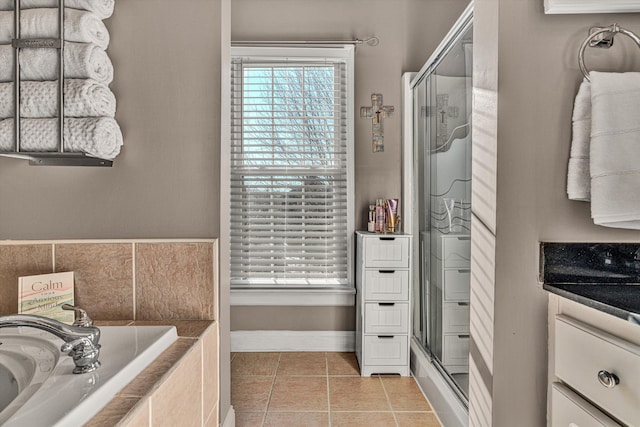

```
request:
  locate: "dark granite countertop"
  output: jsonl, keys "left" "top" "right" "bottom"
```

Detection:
{"left": 541, "top": 243, "right": 640, "bottom": 325}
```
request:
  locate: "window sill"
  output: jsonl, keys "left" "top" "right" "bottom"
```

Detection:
{"left": 230, "top": 288, "right": 356, "bottom": 306}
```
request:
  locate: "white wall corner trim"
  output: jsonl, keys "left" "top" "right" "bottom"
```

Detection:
{"left": 230, "top": 288, "right": 356, "bottom": 306}
{"left": 231, "top": 330, "right": 356, "bottom": 352}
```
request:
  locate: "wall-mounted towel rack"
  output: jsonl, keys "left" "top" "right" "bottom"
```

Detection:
{"left": 578, "top": 24, "right": 640, "bottom": 81}
{"left": 0, "top": 0, "right": 112, "bottom": 166}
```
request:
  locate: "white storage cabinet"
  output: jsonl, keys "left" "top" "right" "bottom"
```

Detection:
{"left": 355, "top": 231, "right": 411, "bottom": 376}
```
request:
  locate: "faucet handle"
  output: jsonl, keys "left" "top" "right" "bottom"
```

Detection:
{"left": 62, "top": 304, "right": 94, "bottom": 327}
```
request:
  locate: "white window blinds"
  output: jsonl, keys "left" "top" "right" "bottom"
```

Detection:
{"left": 230, "top": 47, "right": 354, "bottom": 288}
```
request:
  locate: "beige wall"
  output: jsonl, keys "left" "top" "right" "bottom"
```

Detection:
{"left": 230, "top": 0, "right": 470, "bottom": 332}
{"left": 0, "top": 0, "right": 222, "bottom": 240}
{"left": 475, "top": 0, "right": 640, "bottom": 424}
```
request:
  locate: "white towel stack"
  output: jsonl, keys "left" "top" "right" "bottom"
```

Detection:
{"left": 567, "top": 72, "right": 640, "bottom": 229}
{"left": 0, "top": 1, "right": 121, "bottom": 160}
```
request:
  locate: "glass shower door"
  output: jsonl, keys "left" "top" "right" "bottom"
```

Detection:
{"left": 413, "top": 22, "right": 473, "bottom": 401}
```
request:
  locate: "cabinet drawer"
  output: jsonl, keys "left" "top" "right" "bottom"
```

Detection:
{"left": 551, "top": 383, "right": 620, "bottom": 427}
{"left": 442, "top": 236, "right": 471, "bottom": 268}
{"left": 443, "top": 269, "right": 470, "bottom": 301}
{"left": 364, "top": 270, "right": 409, "bottom": 301}
{"left": 442, "top": 334, "right": 470, "bottom": 366}
{"left": 555, "top": 315, "right": 640, "bottom": 426}
{"left": 443, "top": 302, "right": 470, "bottom": 334}
{"left": 364, "top": 302, "right": 409, "bottom": 334}
{"left": 364, "top": 237, "right": 410, "bottom": 268}
{"left": 364, "top": 335, "right": 408, "bottom": 366}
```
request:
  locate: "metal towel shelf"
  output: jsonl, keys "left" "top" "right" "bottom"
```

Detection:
{"left": 0, "top": 0, "right": 112, "bottom": 166}
{"left": 578, "top": 24, "right": 640, "bottom": 81}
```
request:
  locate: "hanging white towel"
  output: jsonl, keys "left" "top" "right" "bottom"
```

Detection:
{"left": 589, "top": 71, "right": 640, "bottom": 229}
{"left": 0, "top": 8, "right": 109, "bottom": 49}
{"left": 0, "top": 79, "right": 116, "bottom": 119}
{"left": 567, "top": 80, "right": 592, "bottom": 201}
{"left": 0, "top": 117, "right": 123, "bottom": 160}
{"left": 0, "top": 42, "right": 113, "bottom": 84}
{"left": 0, "top": 0, "right": 114, "bottom": 20}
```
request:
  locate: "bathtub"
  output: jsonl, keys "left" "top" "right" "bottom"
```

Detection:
{"left": 0, "top": 324, "right": 177, "bottom": 427}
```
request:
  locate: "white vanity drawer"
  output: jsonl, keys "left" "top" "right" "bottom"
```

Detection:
{"left": 364, "top": 335, "right": 408, "bottom": 366}
{"left": 442, "top": 235, "right": 471, "bottom": 268}
{"left": 364, "top": 302, "right": 409, "bottom": 334}
{"left": 363, "top": 270, "right": 409, "bottom": 301}
{"left": 443, "top": 269, "right": 471, "bottom": 301}
{"left": 555, "top": 315, "right": 640, "bottom": 427}
{"left": 551, "top": 383, "right": 620, "bottom": 427}
{"left": 364, "top": 236, "right": 410, "bottom": 268}
{"left": 443, "top": 301, "right": 470, "bottom": 334}
{"left": 442, "top": 333, "right": 470, "bottom": 366}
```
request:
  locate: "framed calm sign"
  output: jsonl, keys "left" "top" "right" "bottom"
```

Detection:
{"left": 544, "top": 0, "right": 640, "bottom": 13}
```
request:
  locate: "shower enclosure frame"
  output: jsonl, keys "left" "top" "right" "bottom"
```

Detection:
{"left": 402, "top": 3, "right": 473, "bottom": 426}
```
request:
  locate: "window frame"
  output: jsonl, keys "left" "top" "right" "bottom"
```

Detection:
{"left": 228, "top": 45, "right": 355, "bottom": 306}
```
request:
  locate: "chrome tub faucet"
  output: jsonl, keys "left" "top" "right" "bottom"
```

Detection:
{"left": 0, "top": 305, "right": 101, "bottom": 374}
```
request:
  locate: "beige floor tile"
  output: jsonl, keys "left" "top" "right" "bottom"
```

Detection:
{"left": 395, "top": 412, "right": 441, "bottom": 427}
{"left": 231, "top": 376, "right": 274, "bottom": 412}
{"left": 264, "top": 412, "right": 329, "bottom": 426}
{"left": 235, "top": 412, "right": 265, "bottom": 427}
{"left": 268, "top": 376, "right": 328, "bottom": 411}
{"left": 277, "top": 352, "right": 327, "bottom": 376}
{"left": 329, "top": 377, "right": 390, "bottom": 412}
{"left": 381, "top": 377, "right": 432, "bottom": 412}
{"left": 331, "top": 411, "right": 397, "bottom": 426}
{"left": 232, "top": 352, "right": 280, "bottom": 376}
{"left": 327, "top": 352, "right": 360, "bottom": 376}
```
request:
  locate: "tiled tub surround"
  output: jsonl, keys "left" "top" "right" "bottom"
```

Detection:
{"left": 0, "top": 239, "right": 219, "bottom": 426}
{"left": 540, "top": 243, "right": 640, "bottom": 322}
{"left": 88, "top": 320, "right": 219, "bottom": 426}
{"left": 0, "top": 239, "right": 218, "bottom": 320}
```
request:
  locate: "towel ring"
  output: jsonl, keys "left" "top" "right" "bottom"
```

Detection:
{"left": 578, "top": 24, "right": 640, "bottom": 81}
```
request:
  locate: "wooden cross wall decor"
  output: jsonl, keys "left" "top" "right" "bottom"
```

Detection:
{"left": 360, "top": 93, "right": 394, "bottom": 153}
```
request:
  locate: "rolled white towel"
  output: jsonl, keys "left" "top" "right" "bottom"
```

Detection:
{"left": 0, "top": 117, "right": 123, "bottom": 160}
{"left": 0, "top": 42, "right": 113, "bottom": 84}
{"left": 0, "top": 79, "right": 116, "bottom": 119}
{"left": 0, "top": 0, "right": 114, "bottom": 20}
{"left": 0, "top": 9, "right": 109, "bottom": 49}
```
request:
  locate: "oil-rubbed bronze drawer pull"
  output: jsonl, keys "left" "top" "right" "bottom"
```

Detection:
{"left": 379, "top": 237, "right": 395, "bottom": 241}
{"left": 377, "top": 335, "right": 394, "bottom": 339}
{"left": 378, "top": 270, "right": 395, "bottom": 274}
{"left": 378, "top": 302, "right": 395, "bottom": 306}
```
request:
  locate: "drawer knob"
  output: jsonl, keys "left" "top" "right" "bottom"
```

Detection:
{"left": 597, "top": 370, "right": 620, "bottom": 388}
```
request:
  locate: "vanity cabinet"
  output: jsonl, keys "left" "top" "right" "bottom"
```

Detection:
{"left": 548, "top": 295, "right": 640, "bottom": 426}
{"left": 438, "top": 234, "right": 470, "bottom": 373}
{"left": 355, "top": 231, "right": 411, "bottom": 376}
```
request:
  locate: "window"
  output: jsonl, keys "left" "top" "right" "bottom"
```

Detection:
{"left": 229, "top": 46, "right": 354, "bottom": 292}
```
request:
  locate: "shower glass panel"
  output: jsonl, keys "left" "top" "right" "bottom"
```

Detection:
{"left": 413, "top": 21, "right": 472, "bottom": 402}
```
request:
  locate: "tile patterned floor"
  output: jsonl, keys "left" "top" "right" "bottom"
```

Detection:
{"left": 231, "top": 352, "right": 442, "bottom": 427}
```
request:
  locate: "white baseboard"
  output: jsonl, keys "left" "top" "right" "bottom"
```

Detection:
{"left": 221, "top": 406, "right": 235, "bottom": 427}
{"left": 231, "top": 330, "right": 355, "bottom": 352}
